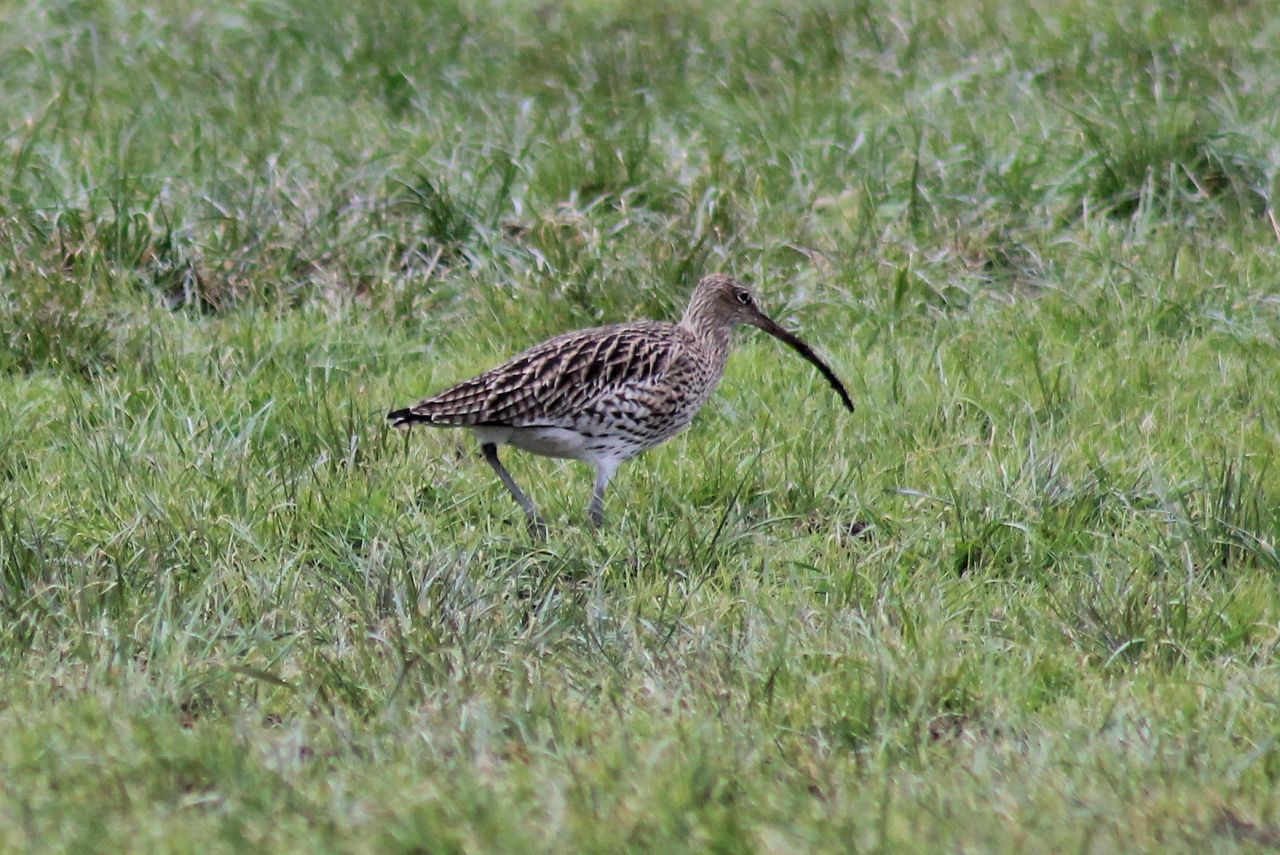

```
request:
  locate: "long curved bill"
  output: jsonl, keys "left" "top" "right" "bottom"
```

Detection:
{"left": 750, "top": 313, "right": 855, "bottom": 412}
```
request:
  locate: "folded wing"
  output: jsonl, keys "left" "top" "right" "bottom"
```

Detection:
{"left": 390, "top": 321, "right": 685, "bottom": 428}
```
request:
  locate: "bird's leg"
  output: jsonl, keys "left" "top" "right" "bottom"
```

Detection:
{"left": 588, "top": 460, "right": 619, "bottom": 529}
{"left": 481, "top": 443, "right": 547, "bottom": 538}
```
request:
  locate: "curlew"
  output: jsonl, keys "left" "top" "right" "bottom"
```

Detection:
{"left": 388, "top": 274, "right": 854, "bottom": 534}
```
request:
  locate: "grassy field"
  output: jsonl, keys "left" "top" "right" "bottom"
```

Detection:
{"left": 2, "top": 0, "right": 1280, "bottom": 850}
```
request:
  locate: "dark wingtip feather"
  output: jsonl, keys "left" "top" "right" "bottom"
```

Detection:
{"left": 387, "top": 407, "right": 424, "bottom": 428}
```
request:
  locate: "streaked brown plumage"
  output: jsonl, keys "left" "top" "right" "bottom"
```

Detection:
{"left": 389, "top": 274, "right": 853, "bottom": 534}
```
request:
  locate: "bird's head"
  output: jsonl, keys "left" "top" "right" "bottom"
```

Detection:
{"left": 683, "top": 274, "right": 855, "bottom": 412}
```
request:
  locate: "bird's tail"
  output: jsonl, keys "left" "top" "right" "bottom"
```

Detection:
{"left": 387, "top": 407, "right": 430, "bottom": 428}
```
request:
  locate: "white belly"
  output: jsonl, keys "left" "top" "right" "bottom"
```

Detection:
{"left": 471, "top": 425, "right": 597, "bottom": 461}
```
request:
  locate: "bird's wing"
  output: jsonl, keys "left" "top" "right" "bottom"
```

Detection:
{"left": 402, "top": 322, "right": 686, "bottom": 427}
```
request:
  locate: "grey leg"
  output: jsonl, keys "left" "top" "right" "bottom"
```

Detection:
{"left": 481, "top": 443, "right": 546, "bottom": 537}
{"left": 588, "top": 460, "right": 618, "bottom": 528}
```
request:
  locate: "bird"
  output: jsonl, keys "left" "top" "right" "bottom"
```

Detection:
{"left": 388, "top": 273, "right": 854, "bottom": 534}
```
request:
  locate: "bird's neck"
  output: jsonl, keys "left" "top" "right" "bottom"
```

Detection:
{"left": 679, "top": 312, "right": 733, "bottom": 375}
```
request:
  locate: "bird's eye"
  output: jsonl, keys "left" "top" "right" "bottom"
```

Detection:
{"left": 735, "top": 290, "right": 751, "bottom": 305}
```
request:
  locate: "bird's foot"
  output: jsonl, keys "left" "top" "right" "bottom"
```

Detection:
{"left": 526, "top": 514, "right": 549, "bottom": 540}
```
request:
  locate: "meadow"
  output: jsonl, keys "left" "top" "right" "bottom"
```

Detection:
{"left": 2, "top": 0, "right": 1280, "bottom": 850}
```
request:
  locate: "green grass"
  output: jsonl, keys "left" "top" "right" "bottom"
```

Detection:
{"left": 3, "top": 0, "right": 1280, "bottom": 850}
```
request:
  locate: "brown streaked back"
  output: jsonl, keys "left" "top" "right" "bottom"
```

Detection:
{"left": 396, "top": 321, "right": 692, "bottom": 428}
